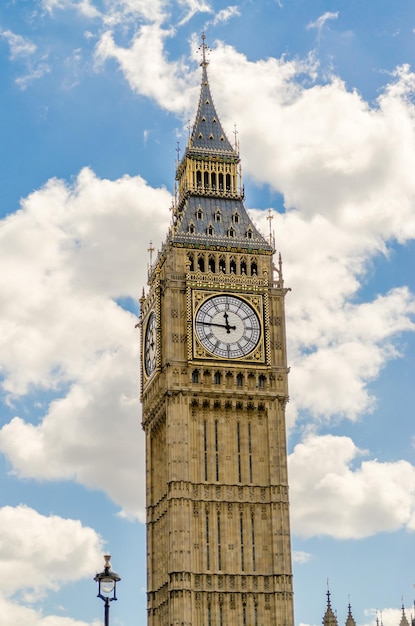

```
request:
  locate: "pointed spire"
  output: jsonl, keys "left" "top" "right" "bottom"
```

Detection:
{"left": 400, "top": 603, "right": 410, "bottom": 626}
{"left": 188, "top": 35, "right": 235, "bottom": 154}
{"left": 345, "top": 603, "right": 356, "bottom": 626}
{"left": 323, "top": 589, "right": 338, "bottom": 626}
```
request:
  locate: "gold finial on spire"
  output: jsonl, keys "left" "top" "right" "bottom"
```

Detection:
{"left": 267, "top": 208, "right": 274, "bottom": 247}
{"left": 199, "top": 32, "right": 210, "bottom": 67}
{"left": 233, "top": 123, "right": 239, "bottom": 151}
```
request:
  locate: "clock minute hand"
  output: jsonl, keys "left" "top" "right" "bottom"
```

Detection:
{"left": 199, "top": 321, "right": 236, "bottom": 333}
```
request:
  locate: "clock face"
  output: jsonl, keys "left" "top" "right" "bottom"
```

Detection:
{"left": 195, "top": 294, "right": 261, "bottom": 359}
{"left": 144, "top": 311, "right": 157, "bottom": 377}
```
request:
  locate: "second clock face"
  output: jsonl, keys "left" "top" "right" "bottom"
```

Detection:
{"left": 195, "top": 294, "right": 261, "bottom": 359}
{"left": 144, "top": 311, "right": 157, "bottom": 377}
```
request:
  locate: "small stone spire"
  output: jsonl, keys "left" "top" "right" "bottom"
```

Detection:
{"left": 400, "top": 602, "right": 410, "bottom": 626}
{"left": 323, "top": 589, "right": 338, "bottom": 626}
{"left": 345, "top": 603, "right": 356, "bottom": 626}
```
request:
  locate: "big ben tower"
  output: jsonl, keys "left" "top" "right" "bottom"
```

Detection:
{"left": 140, "top": 37, "right": 294, "bottom": 626}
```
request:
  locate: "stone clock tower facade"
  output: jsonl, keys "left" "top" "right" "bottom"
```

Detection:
{"left": 140, "top": 46, "right": 294, "bottom": 626}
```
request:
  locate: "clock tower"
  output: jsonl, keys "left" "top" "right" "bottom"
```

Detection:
{"left": 140, "top": 40, "right": 294, "bottom": 626}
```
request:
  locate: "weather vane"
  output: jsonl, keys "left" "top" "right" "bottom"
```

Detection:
{"left": 198, "top": 32, "right": 210, "bottom": 66}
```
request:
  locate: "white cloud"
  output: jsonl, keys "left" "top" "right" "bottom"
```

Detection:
{"left": 15, "top": 62, "right": 51, "bottom": 89}
{"left": 0, "top": 30, "right": 37, "bottom": 59}
{"left": 0, "top": 596, "right": 101, "bottom": 626}
{"left": 292, "top": 551, "right": 312, "bottom": 564}
{"left": 363, "top": 608, "right": 405, "bottom": 626}
{"left": 0, "top": 29, "right": 50, "bottom": 88}
{"left": 307, "top": 11, "right": 339, "bottom": 33}
{"left": 94, "top": 24, "right": 199, "bottom": 115}
{"left": 206, "top": 5, "right": 240, "bottom": 26}
{"left": 41, "top": 0, "right": 101, "bottom": 19}
{"left": 0, "top": 505, "right": 103, "bottom": 598}
{"left": 178, "top": 0, "right": 212, "bottom": 26}
{"left": 289, "top": 434, "right": 415, "bottom": 538}
{"left": 217, "top": 6, "right": 240, "bottom": 22}
{"left": 0, "top": 168, "right": 171, "bottom": 519}
{"left": 42, "top": 0, "right": 170, "bottom": 24}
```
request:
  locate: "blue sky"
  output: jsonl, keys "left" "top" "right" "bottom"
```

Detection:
{"left": 0, "top": 1, "right": 414, "bottom": 625}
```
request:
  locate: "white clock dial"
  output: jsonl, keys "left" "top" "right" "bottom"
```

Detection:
{"left": 195, "top": 295, "right": 261, "bottom": 359}
{"left": 144, "top": 311, "right": 157, "bottom": 377}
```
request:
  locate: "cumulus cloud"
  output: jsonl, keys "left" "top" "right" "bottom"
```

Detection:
{"left": 0, "top": 504, "right": 103, "bottom": 623}
{"left": 363, "top": 608, "right": 405, "bottom": 626}
{"left": 0, "top": 25, "right": 415, "bottom": 542}
{"left": 289, "top": 434, "right": 415, "bottom": 538}
{"left": 94, "top": 23, "right": 199, "bottom": 116}
{"left": 0, "top": 168, "right": 171, "bottom": 519}
{"left": 0, "top": 505, "right": 103, "bottom": 597}
{"left": 0, "top": 596, "right": 100, "bottom": 626}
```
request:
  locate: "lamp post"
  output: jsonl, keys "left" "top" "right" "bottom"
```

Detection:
{"left": 94, "top": 555, "right": 121, "bottom": 626}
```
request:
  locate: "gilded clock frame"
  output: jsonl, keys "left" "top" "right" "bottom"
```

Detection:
{"left": 189, "top": 288, "right": 266, "bottom": 363}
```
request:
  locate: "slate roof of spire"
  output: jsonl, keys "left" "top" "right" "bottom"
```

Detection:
{"left": 188, "top": 62, "right": 235, "bottom": 155}
{"left": 171, "top": 196, "right": 272, "bottom": 251}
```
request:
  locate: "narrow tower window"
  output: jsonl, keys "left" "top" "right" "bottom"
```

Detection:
{"left": 214, "top": 371, "right": 221, "bottom": 385}
{"left": 204, "top": 420, "right": 208, "bottom": 481}
{"left": 217, "top": 512, "right": 222, "bottom": 570}
{"left": 192, "top": 369, "right": 199, "bottom": 383}
{"left": 240, "top": 515, "right": 245, "bottom": 572}
{"left": 208, "top": 256, "right": 216, "bottom": 272}
{"left": 248, "top": 423, "right": 253, "bottom": 483}
{"left": 237, "top": 422, "right": 242, "bottom": 483}
{"left": 236, "top": 372, "right": 243, "bottom": 387}
{"left": 219, "top": 257, "right": 226, "bottom": 273}
{"left": 230, "top": 259, "right": 237, "bottom": 273}
{"left": 206, "top": 513, "right": 210, "bottom": 570}
{"left": 215, "top": 420, "right": 219, "bottom": 481}
{"left": 251, "top": 512, "right": 256, "bottom": 571}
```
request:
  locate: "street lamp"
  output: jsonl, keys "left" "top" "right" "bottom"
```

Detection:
{"left": 94, "top": 555, "right": 121, "bottom": 626}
